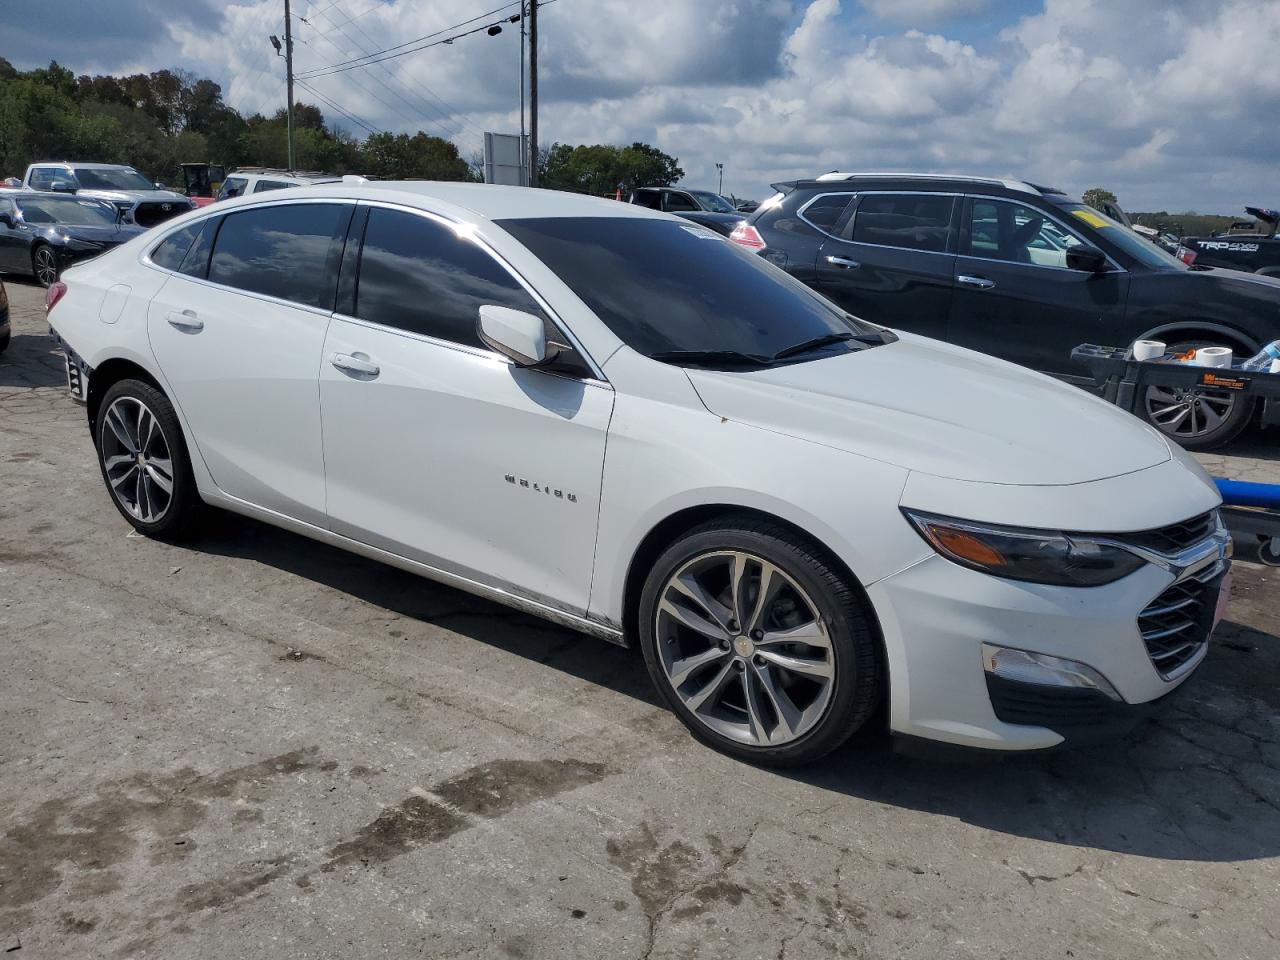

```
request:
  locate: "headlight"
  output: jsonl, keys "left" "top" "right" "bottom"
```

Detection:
{"left": 902, "top": 510, "right": 1146, "bottom": 587}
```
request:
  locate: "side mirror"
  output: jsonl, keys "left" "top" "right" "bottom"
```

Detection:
{"left": 155, "top": 182, "right": 166, "bottom": 190}
{"left": 478, "top": 304, "right": 557, "bottom": 367}
{"left": 49, "top": 181, "right": 75, "bottom": 193}
{"left": 1066, "top": 244, "right": 1108, "bottom": 273}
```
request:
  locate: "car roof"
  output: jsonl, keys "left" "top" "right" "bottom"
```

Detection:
{"left": 220, "top": 181, "right": 669, "bottom": 223}
{"left": 31, "top": 162, "right": 139, "bottom": 170}
{"left": 800, "top": 172, "right": 1059, "bottom": 196}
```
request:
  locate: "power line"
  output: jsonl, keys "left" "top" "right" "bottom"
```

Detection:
{"left": 311, "top": 1, "right": 489, "bottom": 141}
{"left": 297, "top": 2, "right": 521, "bottom": 79}
{"left": 294, "top": 78, "right": 380, "bottom": 135}
{"left": 298, "top": 4, "right": 481, "bottom": 142}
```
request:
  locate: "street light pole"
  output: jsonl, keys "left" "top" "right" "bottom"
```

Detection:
{"left": 528, "top": 0, "right": 538, "bottom": 187}
{"left": 716, "top": 162, "right": 723, "bottom": 195}
{"left": 519, "top": 1, "right": 527, "bottom": 185}
{"left": 283, "top": 0, "right": 295, "bottom": 171}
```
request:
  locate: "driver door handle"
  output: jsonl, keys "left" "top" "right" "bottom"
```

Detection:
{"left": 330, "top": 352, "right": 380, "bottom": 378}
{"left": 166, "top": 309, "right": 203, "bottom": 332}
{"left": 825, "top": 255, "right": 861, "bottom": 270}
{"left": 957, "top": 275, "right": 996, "bottom": 290}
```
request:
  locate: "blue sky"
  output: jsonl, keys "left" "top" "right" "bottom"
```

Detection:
{"left": 4, "top": 0, "right": 1276, "bottom": 213}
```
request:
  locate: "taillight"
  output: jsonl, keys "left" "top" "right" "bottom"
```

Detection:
{"left": 729, "top": 222, "right": 766, "bottom": 250}
{"left": 45, "top": 281, "right": 68, "bottom": 312}
{"left": 1176, "top": 245, "right": 1197, "bottom": 265}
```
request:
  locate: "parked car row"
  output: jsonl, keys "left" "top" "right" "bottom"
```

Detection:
{"left": 730, "top": 173, "right": 1280, "bottom": 449}
{"left": 46, "top": 179, "right": 1233, "bottom": 765}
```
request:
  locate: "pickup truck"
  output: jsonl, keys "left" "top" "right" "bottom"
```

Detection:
{"left": 1180, "top": 207, "right": 1280, "bottom": 276}
{"left": 22, "top": 162, "right": 194, "bottom": 228}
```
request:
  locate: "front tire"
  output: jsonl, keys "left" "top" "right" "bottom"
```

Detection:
{"left": 1140, "top": 339, "right": 1254, "bottom": 449}
{"left": 32, "top": 244, "right": 59, "bottom": 288}
{"left": 95, "top": 379, "right": 201, "bottom": 539}
{"left": 638, "top": 517, "right": 881, "bottom": 766}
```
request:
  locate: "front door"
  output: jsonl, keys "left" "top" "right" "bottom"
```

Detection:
{"left": 147, "top": 200, "right": 352, "bottom": 526}
{"left": 319, "top": 205, "right": 613, "bottom": 615}
{"left": 948, "top": 196, "right": 1129, "bottom": 375}
{"left": 813, "top": 191, "right": 957, "bottom": 337}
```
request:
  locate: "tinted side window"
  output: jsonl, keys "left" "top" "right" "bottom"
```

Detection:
{"left": 799, "top": 193, "right": 854, "bottom": 232}
{"left": 968, "top": 199, "right": 1082, "bottom": 267}
{"left": 356, "top": 208, "right": 545, "bottom": 349}
{"left": 253, "top": 179, "right": 293, "bottom": 193}
{"left": 632, "top": 190, "right": 662, "bottom": 210}
{"left": 663, "top": 192, "right": 698, "bottom": 212}
{"left": 179, "top": 216, "right": 220, "bottom": 278}
{"left": 150, "top": 222, "right": 202, "bottom": 270}
{"left": 28, "top": 168, "right": 57, "bottom": 190}
{"left": 851, "top": 194, "right": 954, "bottom": 253}
{"left": 208, "top": 203, "right": 348, "bottom": 308}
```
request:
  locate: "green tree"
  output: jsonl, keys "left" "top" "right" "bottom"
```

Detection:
{"left": 540, "top": 141, "right": 683, "bottom": 195}
{"left": 359, "top": 131, "right": 471, "bottom": 180}
{"left": 1082, "top": 187, "right": 1119, "bottom": 213}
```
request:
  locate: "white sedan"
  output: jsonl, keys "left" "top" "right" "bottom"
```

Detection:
{"left": 47, "top": 182, "right": 1230, "bottom": 765}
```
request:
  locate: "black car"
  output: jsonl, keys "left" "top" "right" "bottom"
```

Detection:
{"left": 629, "top": 186, "right": 746, "bottom": 236}
{"left": 0, "top": 192, "right": 145, "bottom": 287}
{"left": 0, "top": 277, "right": 9, "bottom": 353}
{"left": 1180, "top": 207, "right": 1280, "bottom": 276}
{"left": 734, "top": 173, "right": 1280, "bottom": 448}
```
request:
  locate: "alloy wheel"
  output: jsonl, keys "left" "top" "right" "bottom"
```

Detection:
{"left": 99, "top": 396, "right": 175, "bottom": 523}
{"left": 33, "top": 246, "right": 58, "bottom": 287}
{"left": 654, "top": 550, "right": 835, "bottom": 746}
{"left": 1144, "top": 384, "right": 1236, "bottom": 440}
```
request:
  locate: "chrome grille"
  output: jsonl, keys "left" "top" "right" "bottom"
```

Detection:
{"left": 132, "top": 201, "right": 185, "bottom": 228}
{"left": 1121, "top": 511, "right": 1217, "bottom": 555}
{"left": 1138, "top": 563, "right": 1223, "bottom": 679}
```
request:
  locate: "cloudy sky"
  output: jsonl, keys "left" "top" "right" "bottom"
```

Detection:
{"left": 6, "top": 0, "right": 1277, "bottom": 212}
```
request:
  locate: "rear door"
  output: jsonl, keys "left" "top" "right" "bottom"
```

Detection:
{"left": 146, "top": 200, "right": 352, "bottom": 526}
{"left": 948, "top": 196, "right": 1129, "bottom": 375}
{"left": 813, "top": 191, "right": 956, "bottom": 337}
{"left": 318, "top": 204, "right": 613, "bottom": 615}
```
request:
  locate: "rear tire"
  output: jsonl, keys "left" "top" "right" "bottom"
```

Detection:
{"left": 638, "top": 517, "right": 882, "bottom": 766}
{"left": 1139, "top": 338, "right": 1254, "bottom": 450}
{"left": 94, "top": 378, "right": 202, "bottom": 540}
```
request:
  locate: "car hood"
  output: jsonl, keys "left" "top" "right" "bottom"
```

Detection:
{"left": 684, "top": 334, "right": 1171, "bottom": 485}
{"left": 75, "top": 188, "right": 189, "bottom": 204}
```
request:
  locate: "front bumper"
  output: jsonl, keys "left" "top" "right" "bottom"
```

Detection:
{"left": 869, "top": 549, "right": 1228, "bottom": 751}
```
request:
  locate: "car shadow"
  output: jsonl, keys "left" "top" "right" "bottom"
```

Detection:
{"left": 186, "top": 511, "right": 1279, "bottom": 865}
{"left": 0, "top": 333, "right": 67, "bottom": 388}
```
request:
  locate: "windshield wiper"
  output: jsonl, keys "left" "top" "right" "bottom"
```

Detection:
{"left": 649, "top": 349, "right": 776, "bottom": 368}
{"left": 770, "top": 332, "right": 858, "bottom": 360}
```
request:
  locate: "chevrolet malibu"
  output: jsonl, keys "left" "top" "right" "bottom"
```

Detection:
{"left": 47, "top": 183, "right": 1231, "bottom": 765}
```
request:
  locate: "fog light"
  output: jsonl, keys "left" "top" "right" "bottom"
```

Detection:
{"left": 981, "top": 644, "right": 1122, "bottom": 701}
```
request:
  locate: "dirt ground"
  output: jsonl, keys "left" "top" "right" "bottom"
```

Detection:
{"left": 1, "top": 276, "right": 1278, "bottom": 959}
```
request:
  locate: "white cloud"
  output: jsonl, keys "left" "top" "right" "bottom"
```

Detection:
{"left": 12, "top": 0, "right": 1278, "bottom": 212}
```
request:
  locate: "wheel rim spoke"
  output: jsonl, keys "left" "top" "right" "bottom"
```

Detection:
{"left": 758, "top": 619, "right": 829, "bottom": 649}
{"left": 105, "top": 406, "right": 137, "bottom": 453}
{"left": 742, "top": 670, "right": 772, "bottom": 743}
{"left": 669, "top": 572, "right": 732, "bottom": 632}
{"left": 145, "top": 463, "right": 173, "bottom": 495}
{"left": 659, "top": 598, "right": 730, "bottom": 644}
{"left": 683, "top": 658, "right": 737, "bottom": 713}
{"left": 109, "top": 464, "right": 138, "bottom": 490}
{"left": 751, "top": 663, "right": 802, "bottom": 741}
{"left": 757, "top": 647, "right": 833, "bottom": 679}
{"left": 668, "top": 646, "right": 731, "bottom": 688}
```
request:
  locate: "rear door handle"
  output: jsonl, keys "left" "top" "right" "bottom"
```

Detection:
{"left": 166, "top": 309, "right": 203, "bottom": 332}
{"left": 330, "top": 352, "right": 380, "bottom": 378}
{"left": 956, "top": 275, "right": 996, "bottom": 290}
{"left": 825, "top": 255, "right": 861, "bottom": 270}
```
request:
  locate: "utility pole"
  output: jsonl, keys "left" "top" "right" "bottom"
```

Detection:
{"left": 519, "top": 1, "right": 527, "bottom": 185}
{"left": 284, "top": 0, "right": 295, "bottom": 171}
{"left": 528, "top": 0, "right": 538, "bottom": 187}
{"left": 716, "top": 162, "right": 724, "bottom": 195}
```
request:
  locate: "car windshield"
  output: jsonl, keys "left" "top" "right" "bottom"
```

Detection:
{"left": 497, "top": 216, "right": 884, "bottom": 365}
{"left": 73, "top": 167, "right": 155, "bottom": 191}
{"left": 689, "top": 191, "right": 736, "bottom": 214}
{"left": 18, "top": 197, "right": 118, "bottom": 225}
{"left": 1060, "top": 203, "right": 1188, "bottom": 271}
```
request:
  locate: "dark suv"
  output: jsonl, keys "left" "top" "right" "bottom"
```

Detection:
{"left": 733, "top": 173, "right": 1280, "bottom": 448}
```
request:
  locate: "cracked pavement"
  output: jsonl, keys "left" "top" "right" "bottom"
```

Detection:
{"left": 1, "top": 278, "right": 1279, "bottom": 958}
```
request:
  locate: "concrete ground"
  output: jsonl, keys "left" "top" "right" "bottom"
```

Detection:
{"left": 1, "top": 277, "right": 1277, "bottom": 960}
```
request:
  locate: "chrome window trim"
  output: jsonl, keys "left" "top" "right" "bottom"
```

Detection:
{"left": 796, "top": 192, "right": 857, "bottom": 240}
{"left": 962, "top": 193, "right": 1127, "bottom": 274}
